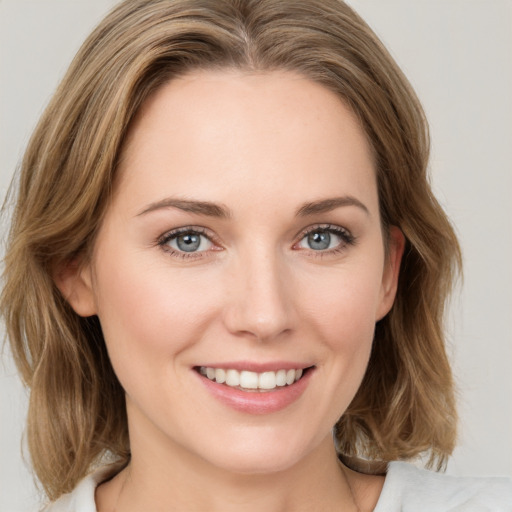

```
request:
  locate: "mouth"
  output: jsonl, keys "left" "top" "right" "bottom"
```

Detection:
{"left": 195, "top": 366, "right": 312, "bottom": 392}
{"left": 194, "top": 363, "right": 315, "bottom": 414}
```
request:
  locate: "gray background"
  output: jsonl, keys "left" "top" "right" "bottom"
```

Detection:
{"left": 1, "top": 0, "right": 511, "bottom": 510}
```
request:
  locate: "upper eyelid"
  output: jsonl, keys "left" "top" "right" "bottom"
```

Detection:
{"left": 158, "top": 223, "right": 350, "bottom": 237}
{"left": 156, "top": 223, "right": 353, "bottom": 252}
{"left": 157, "top": 227, "right": 218, "bottom": 259}
{"left": 293, "top": 224, "right": 356, "bottom": 254}
{"left": 158, "top": 226, "right": 216, "bottom": 244}
{"left": 295, "top": 223, "right": 352, "bottom": 239}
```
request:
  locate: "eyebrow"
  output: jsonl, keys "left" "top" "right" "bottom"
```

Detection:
{"left": 137, "top": 198, "right": 231, "bottom": 218}
{"left": 137, "top": 195, "right": 369, "bottom": 218}
{"left": 295, "top": 196, "right": 369, "bottom": 217}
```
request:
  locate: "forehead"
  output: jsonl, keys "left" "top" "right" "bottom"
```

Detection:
{"left": 115, "top": 69, "right": 377, "bottom": 216}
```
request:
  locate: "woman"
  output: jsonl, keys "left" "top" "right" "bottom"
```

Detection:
{"left": 1, "top": 0, "right": 511, "bottom": 510}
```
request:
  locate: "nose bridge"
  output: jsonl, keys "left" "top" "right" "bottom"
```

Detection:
{"left": 224, "top": 243, "right": 293, "bottom": 341}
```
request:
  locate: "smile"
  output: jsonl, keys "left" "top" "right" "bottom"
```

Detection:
{"left": 198, "top": 366, "right": 305, "bottom": 391}
{"left": 195, "top": 364, "right": 315, "bottom": 414}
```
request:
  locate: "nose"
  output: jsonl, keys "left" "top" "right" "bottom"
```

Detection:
{"left": 222, "top": 248, "right": 295, "bottom": 342}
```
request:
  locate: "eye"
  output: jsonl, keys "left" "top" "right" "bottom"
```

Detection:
{"left": 159, "top": 228, "right": 214, "bottom": 254}
{"left": 296, "top": 225, "right": 354, "bottom": 252}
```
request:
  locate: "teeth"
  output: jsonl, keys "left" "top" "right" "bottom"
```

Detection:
{"left": 199, "top": 367, "right": 307, "bottom": 390}
{"left": 239, "top": 371, "right": 258, "bottom": 389}
{"left": 225, "top": 369, "right": 240, "bottom": 387}
{"left": 259, "top": 371, "right": 276, "bottom": 390}
{"left": 214, "top": 368, "right": 226, "bottom": 384}
{"left": 276, "top": 369, "right": 287, "bottom": 387}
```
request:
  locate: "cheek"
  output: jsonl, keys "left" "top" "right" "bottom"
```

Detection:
{"left": 296, "top": 260, "right": 384, "bottom": 344}
{"left": 317, "top": 283, "right": 377, "bottom": 373}
{"left": 92, "top": 249, "right": 221, "bottom": 380}
{"left": 293, "top": 259, "right": 384, "bottom": 406}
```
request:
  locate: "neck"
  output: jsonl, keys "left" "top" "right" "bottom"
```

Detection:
{"left": 98, "top": 433, "right": 359, "bottom": 512}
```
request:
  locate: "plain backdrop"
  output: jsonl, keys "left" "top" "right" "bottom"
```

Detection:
{"left": 1, "top": 1, "right": 511, "bottom": 510}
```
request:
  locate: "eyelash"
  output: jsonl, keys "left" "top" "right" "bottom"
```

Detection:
{"left": 294, "top": 224, "right": 356, "bottom": 258}
{"left": 157, "top": 224, "right": 356, "bottom": 260}
{"left": 157, "top": 226, "right": 218, "bottom": 260}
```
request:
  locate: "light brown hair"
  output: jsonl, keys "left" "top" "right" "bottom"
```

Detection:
{"left": 1, "top": 0, "right": 461, "bottom": 501}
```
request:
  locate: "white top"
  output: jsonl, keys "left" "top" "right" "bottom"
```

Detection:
{"left": 45, "top": 461, "right": 512, "bottom": 511}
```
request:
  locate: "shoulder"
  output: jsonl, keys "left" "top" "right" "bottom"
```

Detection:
{"left": 374, "top": 461, "right": 512, "bottom": 512}
{"left": 43, "top": 466, "right": 116, "bottom": 512}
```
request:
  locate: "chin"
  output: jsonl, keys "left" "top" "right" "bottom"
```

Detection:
{"left": 207, "top": 450, "right": 302, "bottom": 476}
{"left": 194, "top": 427, "right": 322, "bottom": 476}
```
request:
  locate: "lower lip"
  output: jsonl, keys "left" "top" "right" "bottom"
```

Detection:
{"left": 195, "top": 369, "right": 314, "bottom": 415}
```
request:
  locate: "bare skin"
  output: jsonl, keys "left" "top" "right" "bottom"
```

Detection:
{"left": 61, "top": 70, "right": 402, "bottom": 512}
{"left": 96, "top": 437, "right": 385, "bottom": 512}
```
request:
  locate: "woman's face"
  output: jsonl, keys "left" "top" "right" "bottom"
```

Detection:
{"left": 66, "top": 70, "right": 402, "bottom": 474}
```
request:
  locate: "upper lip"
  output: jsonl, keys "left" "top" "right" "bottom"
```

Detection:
{"left": 194, "top": 361, "right": 314, "bottom": 372}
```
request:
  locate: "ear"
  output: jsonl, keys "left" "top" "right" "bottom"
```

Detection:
{"left": 376, "top": 226, "right": 405, "bottom": 321}
{"left": 53, "top": 258, "right": 97, "bottom": 317}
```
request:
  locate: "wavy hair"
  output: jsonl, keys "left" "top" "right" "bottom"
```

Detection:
{"left": 1, "top": 0, "right": 461, "bottom": 500}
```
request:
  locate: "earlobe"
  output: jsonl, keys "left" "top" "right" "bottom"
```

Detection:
{"left": 376, "top": 226, "right": 405, "bottom": 321}
{"left": 53, "top": 259, "right": 97, "bottom": 317}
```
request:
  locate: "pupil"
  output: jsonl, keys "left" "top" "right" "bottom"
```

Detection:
{"left": 177, "top": 233, "right": 200, "bottom": 252}
{"left": 308, "top": 231, "right": 330, "bottom": 250}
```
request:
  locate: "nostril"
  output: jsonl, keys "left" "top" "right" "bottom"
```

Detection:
{"left": 222, "top": 272, "right": 294, "bottom": 341}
